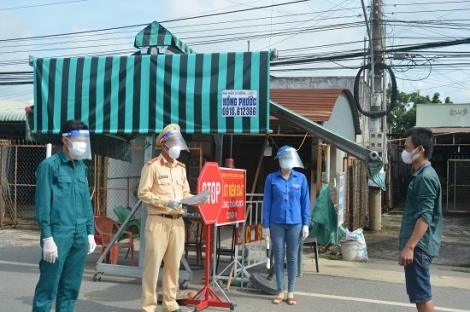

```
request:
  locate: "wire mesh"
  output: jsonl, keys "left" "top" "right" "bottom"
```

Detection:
{"left": 447, "top": 159, "right": 470, "bottom": 212}
{"left": 0, "top": 140, "right": 60, "bottom": 224}
{"left": 0, "top": 137, "right": 204, "bottom": 226}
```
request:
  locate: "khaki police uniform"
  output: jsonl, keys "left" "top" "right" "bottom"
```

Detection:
{"left": 138, "top": 151, "right": 191, "bottom": 312}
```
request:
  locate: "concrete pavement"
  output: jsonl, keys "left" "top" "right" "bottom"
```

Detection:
{"left": 301, "top": 256, "right": 470, "bottom": 291}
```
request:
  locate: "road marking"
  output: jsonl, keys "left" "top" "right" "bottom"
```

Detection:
{"left": 0, "top": 260, "right": 96, "bottom": 274}
{"left": 295, "top": 291, "right": 470, "bottom": 312}
{"left": 1, "top": 260, "right": 467, "bottom": 312}
{"left": 0, "top": 260, "right": 37, "bottom": 268}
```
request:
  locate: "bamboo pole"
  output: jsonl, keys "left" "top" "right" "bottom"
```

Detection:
{"left": 316, "top": 140, "right": 324, "bottom": 196}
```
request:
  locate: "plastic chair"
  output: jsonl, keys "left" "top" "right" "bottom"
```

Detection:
{"left": 113, "top": 206, "right": 141, "bottom": 240}
{"left": 94, "top": 216, "right": 134, "bottom": 266}
{"left": 299, "top": 225, "right": 320, "bottom": 276}
{"left": 184, "top": 218, "right": 205, "bottom": 267}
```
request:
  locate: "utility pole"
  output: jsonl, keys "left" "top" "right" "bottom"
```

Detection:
{"left": 369, "top": 0, "right": 384, "bottom": 231}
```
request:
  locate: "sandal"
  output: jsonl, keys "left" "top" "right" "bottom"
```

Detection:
{"left": 287, "top": 297, "right": 297, "bottom": 305}
{"left": 272, "top": 296, "right": 284, "bottom": 304}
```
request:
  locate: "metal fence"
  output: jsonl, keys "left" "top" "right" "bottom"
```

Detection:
{"left": 0, "top": 139, "right": 145, "bottom": 226}
{"left": 447, "top": 159, "right": 470, "bottom": 212}
{"left": 214, "top": 193, "right": 266, "bottom": 288}
{"left": 0, "top": 140, "right": 61, "bottom": 225}
{"left": 94, "top": 142, "right": 146, "bottom": 222}
{"left": 0, "top": 137, "right": 200, "bottom": 227}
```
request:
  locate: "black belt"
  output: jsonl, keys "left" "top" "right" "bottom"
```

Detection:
{"left": 157, "top": 214, "right": 183, "bottom": 219}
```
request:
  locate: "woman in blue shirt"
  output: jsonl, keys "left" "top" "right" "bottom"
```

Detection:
{"left": 263, "top": 146, "right": 311, "bottom": 305}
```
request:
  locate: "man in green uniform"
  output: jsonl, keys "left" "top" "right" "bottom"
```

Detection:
{"left": 399, "top": 127, "right": 443, "bottom": 312}
{"left": 33, "top": 120, "right": 96, "bottom": 312}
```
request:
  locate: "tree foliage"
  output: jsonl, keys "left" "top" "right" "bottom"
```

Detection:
{"left": 385, "top": 85, "right": 453, "bottom": 133}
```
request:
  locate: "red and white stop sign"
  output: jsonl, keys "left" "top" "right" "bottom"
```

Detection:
{"left": 197, "top": 162, "right": 224, "bottom": 224}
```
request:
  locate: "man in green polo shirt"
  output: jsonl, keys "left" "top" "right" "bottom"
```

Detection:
{"left": 398, "top": 127, "right": 443, "bottom": 312}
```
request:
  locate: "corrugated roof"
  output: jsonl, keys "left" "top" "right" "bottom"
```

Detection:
{"left": 0, "top": 100, "right": 29, "bottom": 122}
{"left": 270, "top": 88, "right": 361, "bottom": 135}
{"left": 0, "top": 108, "right": 26, "bottom": 121}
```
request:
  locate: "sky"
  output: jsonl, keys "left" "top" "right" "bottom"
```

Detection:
{"left": 1, "top": 0, "right": 470, "bottom": 105}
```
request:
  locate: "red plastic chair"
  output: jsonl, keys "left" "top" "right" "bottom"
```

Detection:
{"left": 184, "top": 218, "right": 205, "bottom": 266}
{"left": 94, "top": 216, "right": 134, "bottom": 266}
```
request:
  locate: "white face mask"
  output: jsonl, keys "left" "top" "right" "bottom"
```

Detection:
{"left": 68, "top": 141, "right": 87, "bottom": 159}
{"left": 168, "top": 145, "right": 181, "bottom": 159}
{"left": 280, "top": 159, "right": 294, "bottom": 170}
{"left": 401, "top": 146, "right": 420, "bottom": 164}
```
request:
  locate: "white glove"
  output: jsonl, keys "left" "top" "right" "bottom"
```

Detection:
{"left": 263, "top": 227, "right": 270, "bottom": 241}
{"left": 88, "top": 235, "right": 96, "bottom": 254}
{"left": 302, "top": 225, "right": 309, "bottom": 240}
{"left": 167, "top": 199, "right": 181, "bottom": 209}
{"left": 43, "top": 237, "right": 58, "bottom": 263}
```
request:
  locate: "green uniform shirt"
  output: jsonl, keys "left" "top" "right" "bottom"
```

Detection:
{"left": 35, "top": 149, "right": 94, "bottom": 238}
{"left": 399, "top": 162, "right": 443, "bottom": 257}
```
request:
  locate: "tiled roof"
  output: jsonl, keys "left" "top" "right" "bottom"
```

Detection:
{"left": 270, "top": 88, "right": 361, "bottom": 135}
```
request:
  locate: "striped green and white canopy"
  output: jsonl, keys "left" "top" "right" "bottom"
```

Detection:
{"left": 134, "top": 21, "right": 196, "bottom": 55}
{"left": 32, "top": 51, "right": 270, "bottom": 136}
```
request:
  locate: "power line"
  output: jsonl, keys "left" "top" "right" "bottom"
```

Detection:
{"left": 161, "top": 0, "right": 310, "bottom": 23}
{"left": 0, "top": 0, "right": 312, "bottom": 44}
{"left": 0, "top": 0, "right": 89, "bottom": 11}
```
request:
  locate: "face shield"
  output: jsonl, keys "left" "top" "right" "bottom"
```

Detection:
{"left": 160, "top": 129, "right": 189, "bottom": 159}
{"left": 274, "top": 146, "right": 304, "bottom": 169}
{"left": 62, "top": 129, "right": 92, "bottom": 160}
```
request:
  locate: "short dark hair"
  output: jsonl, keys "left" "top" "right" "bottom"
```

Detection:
{"left": 403, "top": 127, "right": 434, "bottom": 159}
{"left": 61, "top": 120, "right": 88, "bottom": 134}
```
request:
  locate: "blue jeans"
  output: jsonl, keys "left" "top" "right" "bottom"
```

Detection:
{"left": 270, "top": 223, "right": 302, "bottom": 292}
{"left": 404, "top": 247, "right": 434, "bottom": 303}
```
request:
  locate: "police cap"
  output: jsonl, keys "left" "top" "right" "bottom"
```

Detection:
{"left": 156, "top": 124, "right": 181, "bottom": 147}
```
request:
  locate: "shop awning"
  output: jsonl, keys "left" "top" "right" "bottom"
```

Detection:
{"left": 134, "top": 21, "right": 196, "bottom": 55}
{"left": 31, "top": 51, "right": 271, "bottom": 160}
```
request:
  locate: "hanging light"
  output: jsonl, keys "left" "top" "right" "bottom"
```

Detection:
{"left": 264, "top": 141, "right": 272, "bottom": 157}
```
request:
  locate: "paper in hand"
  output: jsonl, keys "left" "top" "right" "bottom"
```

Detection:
{"left": 180, "top": 190, "right": 213, "bottom": 205}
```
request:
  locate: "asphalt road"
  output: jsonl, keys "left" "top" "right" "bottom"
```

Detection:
{"left": 1, "top": 227, "right": 469, "bottom": 312}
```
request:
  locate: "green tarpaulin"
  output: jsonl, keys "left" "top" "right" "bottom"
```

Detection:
{"left": 310, "top": 184, "right": 339, "bottom": 247}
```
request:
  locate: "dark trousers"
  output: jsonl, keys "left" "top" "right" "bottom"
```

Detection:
{"left": 32, "top": 231, "right": 88, "bottom": 312}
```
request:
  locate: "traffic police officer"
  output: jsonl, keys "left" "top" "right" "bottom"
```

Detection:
{"left": 33, "top": 120, "right": 96, "bottom": 311}
{"left": 138, "top": 124, "right": 207, "bottom": 312}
